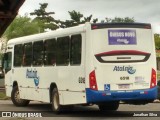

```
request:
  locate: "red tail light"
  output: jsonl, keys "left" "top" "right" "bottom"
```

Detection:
{"left": 89, "top": 70, "right": 98, "bottom": 90}
{"left": 150, "top": 69, "right": 156, "bottom": 88}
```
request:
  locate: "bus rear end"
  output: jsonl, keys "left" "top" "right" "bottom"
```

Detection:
{"left": 86, "top": 23, "right": 157, "bottom": 108}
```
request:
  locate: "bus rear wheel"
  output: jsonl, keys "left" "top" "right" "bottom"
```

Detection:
{"left": 11, "top": 86, "right": 30, "bottom": 107}
{"left": 51, "top": 88, "right": 63, "bottom": 113}
{"left": 98, "top": 101, "right": 119, "bottom": 111}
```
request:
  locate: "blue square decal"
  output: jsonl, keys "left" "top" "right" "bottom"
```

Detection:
{"left": 104, "top": 84, "right": 110, "bottom": 91}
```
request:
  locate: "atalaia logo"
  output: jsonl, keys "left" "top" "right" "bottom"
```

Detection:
{"left": 26, "top": 69, "right": 40, "bottom": 86}
{"left": 113, "top": 66, "right": 136, "bottom": 74}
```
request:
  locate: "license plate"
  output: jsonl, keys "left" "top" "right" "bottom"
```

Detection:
{"left": 118, "top": 84, "right": 130, "bottom": 89}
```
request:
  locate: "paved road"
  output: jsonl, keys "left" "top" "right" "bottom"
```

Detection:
{"left": 0, "top": 100, "right": 160, "bottom": 120}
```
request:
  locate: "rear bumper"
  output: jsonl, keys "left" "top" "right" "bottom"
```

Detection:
{"left": 86, "top": 87, "right": 158, "bottom": 103}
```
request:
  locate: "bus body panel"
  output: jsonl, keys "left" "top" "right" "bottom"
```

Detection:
{"left": 91, "top": 27, "right": 156, "bottom": 90}
{"left": 5, "top": 25, "right": 87, "bottom": 105}
{"left": 86, "top": 25, "right": 157, "bottom": 103}
{"left": 85, "top": 23, "right": 157, "bottom": 103}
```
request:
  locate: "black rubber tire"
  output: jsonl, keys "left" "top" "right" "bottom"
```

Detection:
{"left": 51, "top": 88, "right": 63, "bottom": 113}
{"left": 11, "top": 86, "right": 30, "bottom": 107}
{"left": 51, "top": 88, "right": 75, "bottom": 113}
{"left": 98, "top": 101, "right": 119, "bottom": 111}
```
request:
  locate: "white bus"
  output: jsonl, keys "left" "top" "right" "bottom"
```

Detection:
{"left": 3, "top": 22, "right": 157, "bottom": 112}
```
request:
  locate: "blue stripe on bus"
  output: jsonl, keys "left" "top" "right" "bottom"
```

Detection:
{"left": 86, "top": 87, "right": 158, "bottom": 103}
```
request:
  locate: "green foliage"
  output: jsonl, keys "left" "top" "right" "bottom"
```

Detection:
{"left": 83, "top": 15, "right": 93, "bottom": 23}
{"left": 30, "top": 3, "right": 54, "bottom": 17}
{"left": 0, "top": 53, "right": 3, "bottom": 60}
{"left": 69, "top": 10, "right": 83, "bottom": 23}
{"left": 154, "top": 34, "right": 160, "bottom": 50}
{"left": 2, "top": 3, "right": 137, "bottom": 41}
{"left": 59, "top": 20, "right": 75, "bottom": 28}
{"left": 59, "top": 10, "right": 98, "bottom": 28}
{"left": 0, "top": 92, "right": 8, "bottom": 100}
{"left": 93, "top": 18, "right": 98, "bottom": 23}
{"left": 59, "top": 10, "right": 84, "bottom": 28}
{"left": 30, "top": 3, "right": 58, "bottom": 31}
{"left": 60, "top": 11, "right": 135, "bottom": 28}
{"left": 3, "top": 15, "right": 41, "bottom": 40}
{"left": 105, "top": 17, "right": 135, "bottom": 23}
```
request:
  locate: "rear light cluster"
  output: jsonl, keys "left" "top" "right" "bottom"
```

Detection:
{"left": 150, "top": 68, "right": 156, "bottom": 88}
{"left": 89, "top": 70, "right": 98, "bottom": 90}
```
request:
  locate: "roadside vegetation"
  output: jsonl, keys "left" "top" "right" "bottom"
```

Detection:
{"left": 2, "top": 3, "right": 135, "bottom": 40}
{"left": 0, "top": 92, "right": 9, "bottom": 100}
{"left": 157, "top": 71, "right": 160, "bottom": 80}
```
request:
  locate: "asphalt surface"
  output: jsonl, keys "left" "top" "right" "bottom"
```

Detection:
{"left": 0, "top": 100, "right": 160, "bottom": 120}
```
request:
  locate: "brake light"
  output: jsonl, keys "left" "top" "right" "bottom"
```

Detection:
{"left": 89, "top": 70, "right": 98, "bottom": 90}
{"left": 150, "top": 69, "right": 156, "bottom": 88}
{"left": 92, "top": 25, "right": 98, "bottom": 29}
{"left": 144, "top": 25, "right": 151, "bottom": 29}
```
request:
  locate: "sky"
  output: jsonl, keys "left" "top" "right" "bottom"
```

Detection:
{"left": 19, "top": 0, "right": 160, "bottom": 33}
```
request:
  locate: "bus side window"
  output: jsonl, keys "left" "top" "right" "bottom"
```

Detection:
{"left": 44, "top": 39, "right": 56, "bottom": 66}
{"left": 22, "top": 54, "right": 26, "bottom": 66}
{"left": 33, "top": 41, "right": 44, "bottom": 66}
{"left": 70, "top": 34, "right": 82, "bottom": 65}
{"left": 23, "top": 43, "right": 32, "bottom": 66}
{"left": 14, "top": 44, "right": 23, "bottom": 67}
{"left": 3, "top": 52, "right": 12, "bottom": 73}
{"left": 56, "top": 36, "right": 69, "bottom": 66}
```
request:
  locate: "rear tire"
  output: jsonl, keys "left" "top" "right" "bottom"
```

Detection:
{"left": 51, "top": 88, "right": 75, "bottom": 113}
{"left": 98, "top": 101, "right": 119, "bottom": 111}
{"left": 11, "top": 86, "right": 30, "bottom": 107}
{"left": 51, "top": 88, "right": 63, "bottom": 113}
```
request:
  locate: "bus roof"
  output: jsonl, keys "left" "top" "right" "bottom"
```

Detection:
{"left": 7, "top": 23, "right": 86, "bottom": 45}
{"left": 91, "top": 23, "right": 151, "bottom": 30}
{"left": 8, "top": 22, "right": 151, "bottom": 46}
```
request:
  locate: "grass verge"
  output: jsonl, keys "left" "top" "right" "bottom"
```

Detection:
{"left": 157, "top": 72, "right": 160, "bottom": 80}
{"left": 0, "top": 91, "right": 9, "bottom": 100}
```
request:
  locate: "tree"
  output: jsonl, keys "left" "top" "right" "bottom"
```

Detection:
{"left": 59, "top": 20, "right": 75, "bottom": 28}
{"left": 59, "top": 10, "right": 84, "bottom": 28}
{"left": 83, "top": 15, "right": 93, "bottom": 23}
{"left": 3, "top": 15, "right": 41, "bottom": 40}
{"left": 105, "top": 17, "right": 135, "bottom": 23}
{"left": 93, "top": 18, "right": 98, "bottom": 23}
{"left": 60, "top": 10, "right": 97, "bottom": 28}
{"left": 154, "top": 34, "right": 160, "bottom": 50}
{"left": 68, "top": 10, "right": 83, "bottom": 24}
{"left": 30, "top": 3, "right": 58, "bottom": 31}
